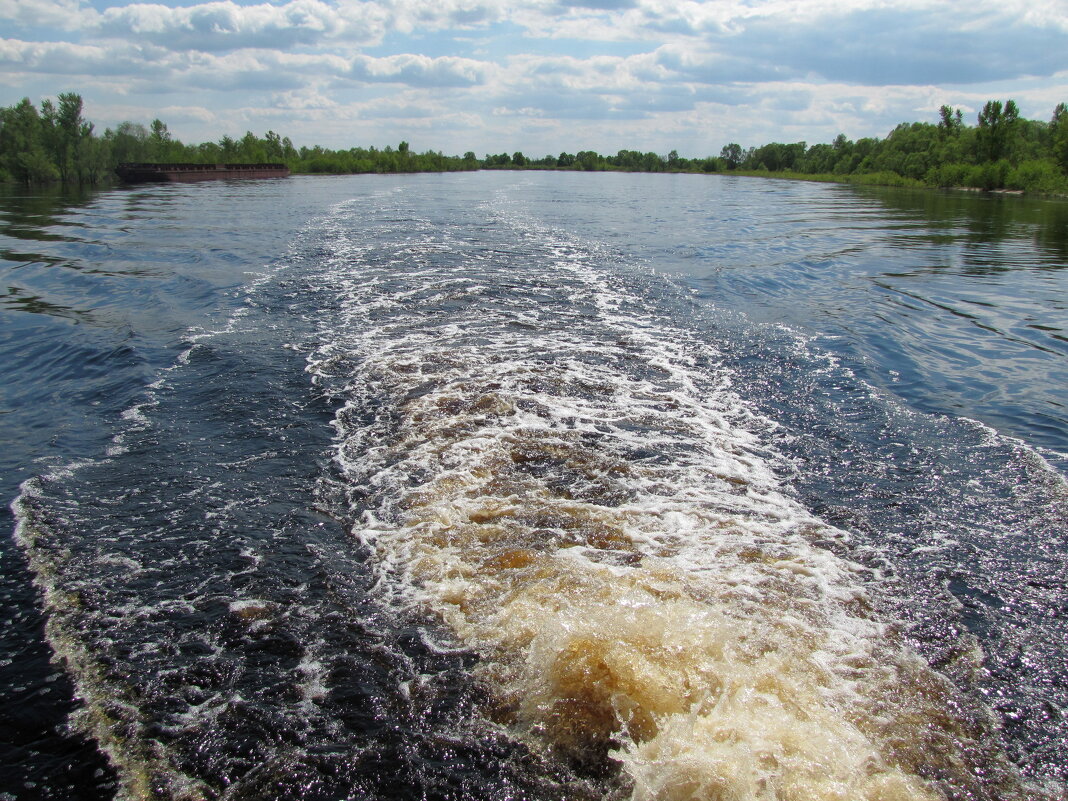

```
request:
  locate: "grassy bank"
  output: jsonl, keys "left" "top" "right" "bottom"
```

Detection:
{"left": 719, "top": 166, "right": 1068, "bottom": 197}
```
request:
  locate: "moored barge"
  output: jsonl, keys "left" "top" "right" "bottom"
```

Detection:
{"left": 116, "top": 163, "right": 290, "bottom": 183}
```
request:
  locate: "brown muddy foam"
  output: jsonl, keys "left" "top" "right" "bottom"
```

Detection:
{"left": 350, "top": 370, "right": 1021, "bottom": 801}
{"left": 315, "top": 217, "right": 1035, "bottom": 801}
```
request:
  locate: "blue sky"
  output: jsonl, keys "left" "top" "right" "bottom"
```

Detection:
{"left": 1, "top": 0, "right": 1066, "bottom": 158}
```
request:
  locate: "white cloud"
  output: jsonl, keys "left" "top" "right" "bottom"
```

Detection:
{"left": 157, "top": 104, "right": 217, "bottom": 123}
{"left": 0, "top": 0, "right": 98, "bottom": 30}
{"left": 99, "top": 0, "right": 383, "bottom": 51}
{"left": 1, "top": 0, "right": 1066, "bottom": 156}
{"left": 348, "top": 53, "right": 489, "bottom": 86}
{"left": 386, "top": 0, "right": 514, "bottom": 32}
{"left": 270, "top": 89, "right": 340, "bottom": 110}
{"left": 0, "top": 37, "right": 168, "bottom": 77}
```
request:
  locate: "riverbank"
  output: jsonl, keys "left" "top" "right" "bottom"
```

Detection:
{"left": 8, "top": 163, "right": 1067, "bottom": 203}
{"left": 719, "top": 168, "right": 1068, "bottom": 198}
{"left": 479, "top": 164, "right": 1068, "bottom": 199}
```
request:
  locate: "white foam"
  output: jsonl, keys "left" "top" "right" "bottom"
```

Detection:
{"left": 308, "top": 204, "right": 1015, "bottom": 799}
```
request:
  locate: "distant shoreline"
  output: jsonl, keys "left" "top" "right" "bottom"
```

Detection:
{"left": 4, "top": 93, "right": 1067, "bottom": 197}
{"left": 454, "top": 166, "right": 1068, "bottom": 200}
{"left": 6, "top": 165, "right": 1066, "bottom": 203}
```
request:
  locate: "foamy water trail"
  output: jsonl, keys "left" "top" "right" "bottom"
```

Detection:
{"left": 309, "top": 200, "right": 1028, "bottom": 801}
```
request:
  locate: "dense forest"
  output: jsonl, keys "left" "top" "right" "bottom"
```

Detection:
{"left": 489, "top": 101, "right": 1068, "bottom": 193}
{"left": 0, "top": 92, "right": 476, "bottom": 185}
{"left": 3, "top": 92, "right": 1068, "bottom": 193}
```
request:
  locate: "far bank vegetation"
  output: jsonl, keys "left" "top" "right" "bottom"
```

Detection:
{"left": 2, "top": 93, "right": 1068, "bottom": 194}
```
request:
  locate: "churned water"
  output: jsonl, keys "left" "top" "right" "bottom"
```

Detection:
{"left": 2, "top": 172, "right": 1065, "bottom": 800}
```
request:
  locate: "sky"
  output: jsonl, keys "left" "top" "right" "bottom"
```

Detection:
{"left": 1, "top": 0, "right": 1066, "bottom": 158}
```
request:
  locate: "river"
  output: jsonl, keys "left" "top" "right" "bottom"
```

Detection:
{"left": 1, "top": 172, "right": 1065, "bottom": 800}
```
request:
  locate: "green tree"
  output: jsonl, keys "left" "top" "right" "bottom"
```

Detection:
{"left": 106, "top": 122, "right": 149, "bottom": 164}
{"left": 798, "top": 143, "right": 836, "bottom": 173}
{"left": 640, "top": 151, "right": 663, "bottom": 171}
{"left": 938, "top": 105, "right": 964, "bottom": 138}
{"left": 148, "top": 118, "right": 173, "bottom": 160}
{"left": 237, "top": 131, "right": 266, "bottom": 162}
{"left": 76, "top": 134, "right": 112, "bottom": 184}
{"left": 0, "top": 98, "right": 58, "bottom": 184}
{"left": 281, "top": 136, "right": 296, "bottom": 162}
{"left": 720, "top": 143, "right": 742, "bottom": 169}
{"left": 976, "top": 99, "right": 1019, "bottom": 162}
{"left": 576, "top": 150, "right": 600, "bottom": 170}
{"left": 262, "top": 130, "right": 284, "bottom": 161}
{"left": 218, "top": 135, "right": 237, "bottom": 159}
{"left": 1051, "top": 103, "right": 1068, "bottom": 173}
{"left": 745, "top": 142, "right": 806, "bottom": 172}
{"left": 39, "top": 92, "right": 91, "bottom": 182}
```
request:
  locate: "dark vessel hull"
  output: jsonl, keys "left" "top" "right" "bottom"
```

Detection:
{"left": 116, "top": 163, "right": 290, "bottom": 183}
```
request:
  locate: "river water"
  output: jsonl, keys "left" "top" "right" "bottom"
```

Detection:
{"left": 1, "top": 172, "right": 1065, "bottom": 801}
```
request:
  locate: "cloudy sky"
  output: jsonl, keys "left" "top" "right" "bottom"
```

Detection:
{"left": 1, "top": 0, "right": 1066, "bottom": 158}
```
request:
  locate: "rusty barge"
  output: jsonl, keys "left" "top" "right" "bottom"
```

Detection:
{"left": 116, "top": 163, "right": 290, "bottom": 183}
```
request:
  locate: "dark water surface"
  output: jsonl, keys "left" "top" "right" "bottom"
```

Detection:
{"left": 1, "top": 173, "right": 1065, "bottom": 800}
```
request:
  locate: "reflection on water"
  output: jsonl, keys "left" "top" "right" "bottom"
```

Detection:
{"left": 860, "top": 185, "right": 1068, "bottom": 268}
{"left": 0, "top": 184, "right": 126, "bottom": 800}
{"left": 0, "top": 183, "right": 98, "bottom": 239}
{"left": 0, "top": 178, "right": 315, "bottom": 800}
{"left": 582, "top": 178, "right": 1068, "bottom": 465}
{"left": 1, "top": 285, "right": 95, "bottom": 322}
{"left": 843, "top": 188, "right": 1068, "bottom": 462}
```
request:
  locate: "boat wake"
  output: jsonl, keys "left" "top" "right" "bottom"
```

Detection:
{"left": 10, "top": 182, "right": 1057, "bottom": 801}
{"left": 308, "top": 199, "right": 1030, "bottom": 800}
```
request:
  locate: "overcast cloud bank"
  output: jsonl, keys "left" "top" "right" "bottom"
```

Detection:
{"left": 1, "top": 0, "right": 1065, "bottom": 156}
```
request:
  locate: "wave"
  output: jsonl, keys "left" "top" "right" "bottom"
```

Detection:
{"left": 11, "top": 179, "right": 1059, "bottom": 800}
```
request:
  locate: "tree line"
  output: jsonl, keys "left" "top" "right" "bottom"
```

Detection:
{"left": 3, "top": 92, "right": 1068, "bottom": 193}
{"left": 0, "top": 92, "right": 477, "bottom": 185}
{"left": 722, "top": 101, "right": 1068, "bottom": 193}
{"left": 489, "top": 101, "right": 1068, "bottom": 193}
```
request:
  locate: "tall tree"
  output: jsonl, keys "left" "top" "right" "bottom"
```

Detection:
{"left": 720, "top": 143, "right": 743, "bottom": 169}
{"left": 41, "top": 92, "right": 91, "bottom": 182}
{"left": 938, "top": 105, "right": 964, "bottom": 137}
{"left": 976, "top": 99, "right": 1019, "bottom": 162}
{"left": 1051, "top": 103, "right": 1068, "bottom": 173}
{"left": 0, "top": 98, "right": 58, "bottom": 184}
{"left": 106, "top": 122, "right": 149, "bottom": 164}
{"left": 148, "top": 118, "right": 173, "bottom": 160}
